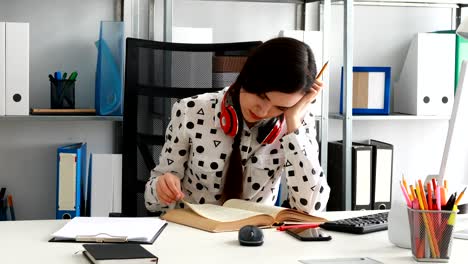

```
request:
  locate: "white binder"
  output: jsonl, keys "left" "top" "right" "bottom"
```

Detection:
{"left": 395, "top": 33, "right": 454, "bottom": 116}
{"left": 0, "top": 22, "right": 5, "bottom": 116}
{"left": 366, "top": 140, "right": 393, "bottom": 210}
{"left": 5, "top": 22, "right": 29, "bottom": 116}
{"left": 90, "top": 154, "right": 122, "bottom": 217}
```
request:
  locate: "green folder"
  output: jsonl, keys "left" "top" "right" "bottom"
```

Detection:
{"left": 434, "top": 30, "right": 468, "bottom": 93}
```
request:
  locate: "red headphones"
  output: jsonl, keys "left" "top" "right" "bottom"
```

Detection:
{"left": 220, "top": 87, "right": 284, "bottom": 144}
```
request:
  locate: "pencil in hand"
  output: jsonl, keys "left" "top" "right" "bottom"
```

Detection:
{"left": 316, "top": 61, "right": 329, "bottom": 79}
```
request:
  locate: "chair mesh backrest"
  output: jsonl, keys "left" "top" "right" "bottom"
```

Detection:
{"left": 123, "top": 38, "right": 262, "bottom": 216}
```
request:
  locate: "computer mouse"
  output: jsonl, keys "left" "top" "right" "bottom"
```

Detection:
{"left": 238, "top": 225, "right": 264, "bottom": 246}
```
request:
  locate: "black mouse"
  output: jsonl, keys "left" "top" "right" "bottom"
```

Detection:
{"left": 238, "top": 225, "right": 264, "bottom": 246}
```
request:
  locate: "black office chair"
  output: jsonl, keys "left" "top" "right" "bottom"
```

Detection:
{"left": 122, "top": 38, "right": 262, "bottom": 216}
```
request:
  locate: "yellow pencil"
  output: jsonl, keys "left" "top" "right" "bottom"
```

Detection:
{"left": 410, "top": 185, "right": 417, "bottom": 202}
{"left": 455, "top": 187, "right": 466, "bottom": 207}
{"left": 402, "top": 175, "right": 412, "bottom": 200}
{"left": 316, "top": 61, "right": 329, "bottom": 79}
{"left": 416, "top": 186, "right": 440, "bottom": 258}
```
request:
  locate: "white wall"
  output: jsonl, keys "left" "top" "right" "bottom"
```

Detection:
{"left": 152, "top": 0, "right": 320, "bottom": 42}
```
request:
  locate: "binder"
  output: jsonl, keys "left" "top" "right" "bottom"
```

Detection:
{"left": 56, "top": 143, "right": 87, "bottom": 219}
{"left": 395, "top": 33, "right": 454, "bottom": 116}
{"left": 365, "top": 139, "right": 393, "bottom": 210}
{"left": 0, "top": 22, "right": 5, "bottom": 116}
{"left": 327, "top": 141, "right": 373, "bottom": 211}
{"left": 5, "top": 22, "right": 29, "bottom": 116}
{"left": 89, "top": 154, "right": 122, "bottom": 217}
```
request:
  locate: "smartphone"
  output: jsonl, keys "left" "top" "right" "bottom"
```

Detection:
{"left": 286, "top": 227, "right": 332, "bottom": 241}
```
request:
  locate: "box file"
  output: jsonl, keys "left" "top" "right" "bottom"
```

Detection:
{"left": 56, "top": 143, "right": 87, "bottom": 219}
{"left": 395, "top": 33, "right": 454, "bottom": 116}
{"left": 89, "top": 153, "right": 122, "bottom": 217}
{"left": 0, "top": 22, "right": 5, "bottom": 116}
{"left": 5, "top": 22, "right": 29, "bottom": 116}
{"left": 327, "top": 141, "right": 373, "bottom": 211}
{"left": 364, "top": 140, "right": 393, "bottom": 210}
{"left": 339, "top": 67, "right": 391, "bottom": 115}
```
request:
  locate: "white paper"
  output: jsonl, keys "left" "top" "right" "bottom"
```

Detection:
{"left": 454, "top": 229, "right": 468, "bottom": 240}
{"left": 52, "top": 217, "right": 166, "bottom": 243}
{"left": 300, "top": 258, "right": 383, "bottom": 264}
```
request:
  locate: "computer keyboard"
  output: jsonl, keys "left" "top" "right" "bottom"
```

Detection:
{"left": 319, "top": 212, "right": 388, "bottom": 234}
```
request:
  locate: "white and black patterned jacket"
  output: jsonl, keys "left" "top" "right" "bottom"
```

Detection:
{"left": 144, "top": 88, "right": 330, "bottom": 215}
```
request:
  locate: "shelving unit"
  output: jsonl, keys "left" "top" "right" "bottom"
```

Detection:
{"left": 337, "top": 0, "right": 468, "bottom": 210}
{"left": 0, "top": 0, "right": 123, "bottom": 220}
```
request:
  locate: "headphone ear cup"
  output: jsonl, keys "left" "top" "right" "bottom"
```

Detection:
{"left": 257, "top": 117, "right": 284, "bottom": 144}
{"left": 220, "top": 105, "right": 238, "bottom": 137}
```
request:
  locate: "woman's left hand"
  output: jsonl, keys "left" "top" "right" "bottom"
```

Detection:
{"left": 284, "top": 80, "right": 323, "bottom": 134}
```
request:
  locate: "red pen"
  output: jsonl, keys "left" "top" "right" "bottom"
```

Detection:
{"left": 276, "top": 223, "right": 321, "bottom": 231}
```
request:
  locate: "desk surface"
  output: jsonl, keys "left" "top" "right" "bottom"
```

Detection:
{"left": 2, "top": 211, "right": 468, "bottom": 264}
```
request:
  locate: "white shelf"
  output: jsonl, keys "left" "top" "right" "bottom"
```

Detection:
{"left": 0, "top": 115, "right": 123, "bottom": 121}
{"left": 329, "top": 112, "right": 450, "bottom": 120}
{"left": 332, "top": 0, "right": 467, "bottom": 5}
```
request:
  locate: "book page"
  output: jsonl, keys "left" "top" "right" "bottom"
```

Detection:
{"left": 183, "top": 201, "right": 265, "bottom": 222}
{"left": 222, "top": 199, "right": 284, "bottom": 218}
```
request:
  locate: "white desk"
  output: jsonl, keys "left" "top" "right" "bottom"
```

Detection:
{"left": 1, "top": 211, "right": 467, "bottom": 264}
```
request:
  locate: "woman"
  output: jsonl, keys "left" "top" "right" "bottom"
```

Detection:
{"left": 145, "top": 37, "right": 330, "bottom": 215}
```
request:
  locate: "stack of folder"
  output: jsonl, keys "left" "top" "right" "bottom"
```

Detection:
{"left": 327, "top": 139, "right": 393, "bottom": 211}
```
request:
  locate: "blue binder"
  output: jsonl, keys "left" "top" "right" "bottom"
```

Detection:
{"left": 56, "top": 143, "right": 87, "bottom": 219}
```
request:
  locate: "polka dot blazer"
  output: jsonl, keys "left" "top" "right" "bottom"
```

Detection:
{"left": 144, "top": 88, "right": 330, "bottom": 215}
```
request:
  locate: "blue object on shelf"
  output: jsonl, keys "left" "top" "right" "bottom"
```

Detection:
{"left": 95, "top": 21, "right": 124, "bottom": 116}
{"left": 340, "top": 66, "right": 391, "bottom": 115}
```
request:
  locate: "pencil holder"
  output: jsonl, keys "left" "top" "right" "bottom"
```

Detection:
{"left": 407, "top": 208, "right": 457, "bottom": 262}
{"left": 50, "top": 80, "right": 75, "bottom": 109}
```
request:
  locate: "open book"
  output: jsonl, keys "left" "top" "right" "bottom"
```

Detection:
{"left": 162, "top": 199, "right": 327, "bottom": 232}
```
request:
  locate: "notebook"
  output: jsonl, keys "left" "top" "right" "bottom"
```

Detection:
{"left": 82, "top": 243, "right": 158, "bottom": 264}
{"left": 50, "top": 217, "right": 167, "bottom": 244}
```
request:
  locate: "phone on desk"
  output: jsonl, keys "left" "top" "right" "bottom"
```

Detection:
{"left": 286, "top": 227, "right": 331, "bottom": 241}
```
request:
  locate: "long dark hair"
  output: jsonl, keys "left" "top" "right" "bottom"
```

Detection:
{"left": 221, "top": 37, "right": 318, "bottom": 202}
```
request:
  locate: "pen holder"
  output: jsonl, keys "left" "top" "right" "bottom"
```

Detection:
{"left": 50, "top": 80, "right": 75, "bottom": 109}
{"left": 407, "top": 208, "right": 457, "bottom": 262}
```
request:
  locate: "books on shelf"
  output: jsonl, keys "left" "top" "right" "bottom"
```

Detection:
{"left": 50, "top": 217, "right": 167, "bottom": 244}
{"left": 161, "top": 199, "right": 327, "bottom": 233}
{"left": 82, "top": 243, "right": 158, "bottom": 264}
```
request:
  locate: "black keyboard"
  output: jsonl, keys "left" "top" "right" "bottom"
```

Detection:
{"left": 319, "top": 212, "right": 388, "bottom": 234}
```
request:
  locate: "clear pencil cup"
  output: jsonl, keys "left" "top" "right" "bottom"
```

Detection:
{"left": 407, "top": 208, "right": 457, "bottom": 262}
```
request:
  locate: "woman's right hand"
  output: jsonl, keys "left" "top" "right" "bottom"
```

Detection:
{"left": 155, "top": 172, "right": 185, "bottom": 205}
